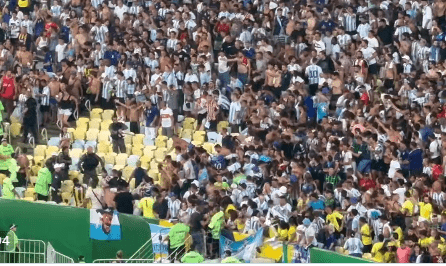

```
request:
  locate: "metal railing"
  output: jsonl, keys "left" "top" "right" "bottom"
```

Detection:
{"left": 92, "top": 259, "right": 154, "bottom": 263}
{"left": 3, "top": 122, "right": 11, "bottom": 144}
{"left": 85, "top": 99, "right": 91, "bottom": 113}
{"left": 41, "top": 128, "right": 48, "bottom": 143}
{"left": 165, "top": 235, "right": 192, "bottom": 263}
{"left": 0, "top": 239, "right": 46, "bottom": 263}
{"left": 14, "top": 146, "right": 22, "bottom": 155}
{"left": 129, "top": 238, "right": 153, "bottom": 261}
{"left": 46, "top": 242, "right": 74, "bottom": 263}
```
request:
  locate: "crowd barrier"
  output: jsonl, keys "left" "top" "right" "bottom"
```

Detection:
{"left": 0, "top": 199, "right": 157, "bottom": 263}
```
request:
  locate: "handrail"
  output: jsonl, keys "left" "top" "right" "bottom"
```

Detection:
{"left": 41, "top": 128, "right": 48, "bottom": 143}
{"left": 165, "top": 235, "right": 192, "bottom": 262}
{"left": 14, "top": 146, "right": 22, "bottom": 155}
{"left": 73, "top": 108, "right": 79, "bottom": 120}
{"left": 128, "top": 238, "right": 153, "bottom": 260}
{"left": 85, "top": 99, "right": 91, "bottom": 112}
{"left": 3, "top": 122, "right": 11, "bottom": 144}
{"left": 29, "top": 136, "right": 35, "bottom": 149}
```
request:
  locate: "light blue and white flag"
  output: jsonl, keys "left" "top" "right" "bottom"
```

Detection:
{"left": 219, "top": 228, "right": 264, "bottom": 262}
{"left": 149, "top": 224, "right": 170, "bottom": 259}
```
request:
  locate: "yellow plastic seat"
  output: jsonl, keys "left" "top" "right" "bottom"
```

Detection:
{"left": 10, "top": 123, "right": 22, "bottom": 137}
{"left": 115, "top": 153, "right": 128, "bottom": 166}
{"left": 102, "top": 110, "right": 115, "bottom": 121}
{"left": 31, "top": 164, "right": 42, "bottom": 176}
{"left": 100, "top": 120, "right": 113, "bottom": 131}
{"left": 61, "top": 180, "right": 74, "bottom": 193}
{"left": 76, "top": 120, "right": 89, "bottom": 130}
{"left": 124, "top": 134, "right": 133, "bottom": 145}
{"left": 73, "top": 128, "right": 86, "bottom": 141}
{"left": 25, "top": 187, "right": 35, "bottom": 198}
{"left": 77, "top": 117, "right": 90, "bottom": 126}
{"left": 113, "top": 165, "right": 125, "bottom": 171}
{"left": 167, "top": 138, "right": 174, "bottom": 150}
{"left": 132, "top": 146, "right": 143, "bottom": 156}
{"left": 155, "top": 136, "right": 167, "bottom": 148}
{"left": 90, "top": 112, "right": 102, "bottom": 120}
{"left": 122, "top": 166, "right": 135, "bottom": 181}
{"left": 154, "top": 148, "right": 167, "bottom": 162}
{"left": 181, "top": 129, "right": 193, "bottom": 139}
{"left": 89, "top": 119, "right": 102, "bottom": 130}
{"left": 98, "top": 131, "right": 111, "bottom": 143}
{"left": 191, "top": 140, "right": 204, "bottom": 146}
{"left": 148, "top": 169, "right": 159, "bottom": 180}
{"left": 10, "top": 116, "right": 20, "bottom": 124}
{"left": 98, "top": 141, "right": 111, "bottom": 154}
{"left": 86, "top": 129, "right": 99, "bottom": 141}
{"left": 193, "top": 132, "right": 205, "bottom": 143}
{"left": 29, "top": 175, "right": 37, "bottom": 185}
{"left": 363, "top": 253, "right": 372, "bottom": 260}
{"left": 203, "top": 142, "right": 215, "bottom": 154}
{"left": 67, "top": 128, "right": 75, "bottom": 141}
{"left": 140, "top": 155, "right": 152, "bottom": 169}
{"left": 69, "top": 171, "right": 80, "bottom": 180}
{"left": 184, "top": 117, "right": 196, "bottom": 124}
{"left": 69, "top": 148, "right": 84, "bottom": 158}
{"left": 46, "top": 146, "right": 59, "bottom": 157}
{"left": 104, "top": 152, "right": 117, "bottom": 165}
{"left": 125, "top": 144, "right": 132, "bottom": 154}
{"left": 129, "top": 178, "right": 136, "bottom": 190}
{"left": 34, "top": 145, "right": 47, "bottom": 157}
{"left": 91, "top": 108, "right": 104, "bottom": 114}
{"left": 23, "top": 197, "right": 35, "bottom": 202}
{"left": 132, "top": 134, "right": 145, "bottom": 146}
{"left": 61, "top": 192, "right": 73, "bottom": 203}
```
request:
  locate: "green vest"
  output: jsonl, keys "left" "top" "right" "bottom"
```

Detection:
{"left": 208, "top": 211, "right": 224, "bottom": 239}
{"left": 180, "top": 251, "right": 204, "bottom": 263}
{"left": 34, "top": 168, "right": 52, "bottom": 196}
{"left": 221, "top": 256, "right": 241, "bottom": 263}
{"left": 0, "top": 144, "right": 13, "bottom": 170}
{"left": 5, "top": 230, "right": 18, "bottom": 252}
{"left": 2, "top": 177, "right": 15, "bottom": 199}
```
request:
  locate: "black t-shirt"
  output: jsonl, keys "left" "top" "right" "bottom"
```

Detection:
{"left": 281, "top": 141, "right": 294, "bottom": 160}
{"left": 377, "top": 26, "right": 393, "bottom": 46}
{"left": 109, "top": 122, "right": 127, "bottom": 140}
{"left": 153, "top": 199, "right": 168, "bottom": 219}
{"left": 114, "top": 192, "right": 134, "bottom": 214}
{"left": 80, "top": 153, "right": 100, "bottom": 171}
{"left": 189, "top": 212, "right": 204, "bottom": 232}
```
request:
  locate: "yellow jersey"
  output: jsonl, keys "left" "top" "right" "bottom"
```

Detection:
{"left": 326, "top": 211, "right": 344, "bottom": 232}
{"left": 360, "top": 224, "right": 372, "bottom": 245}
{"left": 371, "top": 242, "right": 385, "bottom": 262}
{"left": 401, "top": 200, "right": 414, "bottom": 216}
{"left": 419, "top": 202, "right": 433, "bottom": 220}
{"left": 138, "top": 197, "right": 155, "bottom": 218}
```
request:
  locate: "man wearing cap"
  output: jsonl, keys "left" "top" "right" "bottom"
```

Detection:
{"left": 78, "top": 145, "right": 105, "bottom": 184}
{"left": 303, "top": 218, "right": 318, "bottom": 249}
{"left": 6, "top": 224, "right": 19, "bottom": 263}
{"left": 180, "top": 244, "right": 204, "bottom": 263}
{"left": 137, "top": 190, "right": 156, "bottom": 219}
{"left": 34, "top": 160, "right": 53, "bottom": 201}
{"left": 1, "top": 171, "right": 21, "bottom": 199}
{"left": 164, "top": 219, "right": 190, "bottom": 262}
{"left": 0, "top": 138, "right": 14, "bottom": 176}
{"left": 50, "top": 163, "right": 64, "bottom": 203}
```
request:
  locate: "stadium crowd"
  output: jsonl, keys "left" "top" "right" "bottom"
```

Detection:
{"left": 1, "top": 0, "right": 446, "bottom": 262}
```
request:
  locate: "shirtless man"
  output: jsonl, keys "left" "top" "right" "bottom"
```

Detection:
{"left": 48, "top": 76, "right": 60, "bottom": 122}
{"left": 236, "top": 51, "right": 250, "bottom": 87}
{"left": 74, "top": 26, "right": 89, "bottom": 52}
{"left": 16, "top": 45, "right": 33, "bottom": 73}
{"left": 68, "top": 72, "right": 82, "bottom": 100}
{"left": 114, "top": 100, "right": 144, "bottom": 134}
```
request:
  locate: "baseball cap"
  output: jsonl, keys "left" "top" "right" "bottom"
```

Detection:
{"left": 303, "top": 218, "right": 311, "bottom": 227}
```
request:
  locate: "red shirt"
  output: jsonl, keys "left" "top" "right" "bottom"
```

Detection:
{"left": 396, "top": 247, "right": 411, "bottom": 263}
{"left": 216, "top": 22, "right": 230, "bottom": 34}
{"left": 360, "top": 92, "right": 369, "bottom": 105}
{"left": 1, "top": 75, "right": 15, "bottom": 100}
{"left": 359, "top": 178, "right": 376, "bottom": 191}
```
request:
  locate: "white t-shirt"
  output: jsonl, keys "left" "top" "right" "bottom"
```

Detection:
{"left": 114, "top": 5, "right": 129, "bottom": 21}
{"left": 85, "top": 187, "right": 104, "bottom": 210}
{"left": 388, "top": 159, "right": 401, "bottom": 178}
{"left": 218, "top": 56, "right": 231, "bottom": 73}
{"left": 183, "top": 160, "right": 195, "bottom": 180}
{"left": 228, "top": 101, "right": 241, "bottom": 124}
{"left": 160, "top": 107, "right": 173, "bottom": 128}
{"left": 55, "top": 43, "right": 67, "bottom": 62}
{"left": 344, "top": 237, "right": 363, "bottom": 254}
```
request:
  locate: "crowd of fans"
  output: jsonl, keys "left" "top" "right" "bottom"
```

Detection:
{"left": 1, "top": 0, "right": 446, "bottom": 262}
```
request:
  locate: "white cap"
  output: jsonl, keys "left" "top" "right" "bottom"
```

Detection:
{"left": 192, "top": 180, "right": 200, "bottom": 187}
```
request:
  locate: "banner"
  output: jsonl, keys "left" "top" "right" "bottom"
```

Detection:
{"left": 149, "top": 224, "right": 170, "bottom": 260}
{"left": 290, "top": 244, "right": 310, "bottom": 263}
{"left": 219, "top": 228, "right": 263, "bottom": 262}
{"left": 89, "top": 209, "right": 121, "bottom": 240}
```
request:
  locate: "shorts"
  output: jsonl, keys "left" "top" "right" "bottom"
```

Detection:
{"left": 369, "top": 63, "right": 379, "bottom": 75}
{"left": 115, "top": 97, "right": 125, "bottom": 105}
{"left": 40, "top": 105, "right": 50, "bottom": 113}
{"left": 58, "top": 108, "right": 72, "bottom": 116}
{"left": 50, "top": 97, "right": 57, "bottom": 105}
